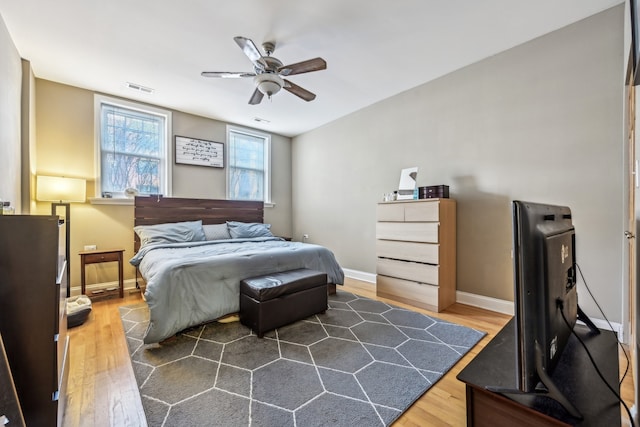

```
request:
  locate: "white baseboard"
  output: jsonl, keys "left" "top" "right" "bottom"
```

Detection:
{"left": 70, "top": 278, "right": 139, "bottom": 296}
{"left": 342, "top": 268, "right": 376, "bottom": 283}
{"left": 455, "top": 291, "right": 515, "bottom": 315}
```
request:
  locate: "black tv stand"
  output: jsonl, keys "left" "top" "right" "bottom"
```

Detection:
{"left": 485, "top": 341, "right": 583, "bottom": 420}
{"left": 457, "top": 318, "right": 620, "bottom": 426}
{"left": 486, "top": 304, "right": 601, "bottom": 420}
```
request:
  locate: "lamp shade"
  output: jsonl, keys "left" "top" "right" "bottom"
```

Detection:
{"left": 254, "top": 74, "right": 283, "bottom": 97}
{"left": 36, "top": 176, "right": 86, "bottom": 202}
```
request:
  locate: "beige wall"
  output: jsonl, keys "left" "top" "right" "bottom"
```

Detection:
{"left": 171, "top": 112, "right": 293, "bottom": 235}
{"left": 0, "top": 14, "right": 21, "bottom": 211}
{"left": 20, "top": 59, "right": 37, "bottom": 213}
{"left": 35, "top": 80, "right": 293, "bottom": 292}
{"left": 292, "top": 6, "right": 625, "bottom": 321}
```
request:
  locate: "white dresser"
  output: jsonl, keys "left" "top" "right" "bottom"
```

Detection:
{"left": 375, "top": 198, "right": 456, "bottom": 312}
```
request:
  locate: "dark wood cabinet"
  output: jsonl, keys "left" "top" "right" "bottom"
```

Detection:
{"left": 457, "top": 319, "right": 620, "bottom": 426}
{"left": 0, "top": 215, "right": 69, "bottom": 426}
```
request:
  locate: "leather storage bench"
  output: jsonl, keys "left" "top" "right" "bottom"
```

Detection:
{"left": 240, "top": 268, "right": 328, "bottom": 337}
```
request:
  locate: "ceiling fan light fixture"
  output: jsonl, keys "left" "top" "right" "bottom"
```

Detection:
{"left": 202, "top": 36, "right": 325, "bottom": 105}
{"left": 254, "top": 73, "right": 283, "bottom": 97}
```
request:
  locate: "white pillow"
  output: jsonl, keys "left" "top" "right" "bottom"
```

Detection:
{"left": 202, "top": 223, "right": 232, "bottom": 241}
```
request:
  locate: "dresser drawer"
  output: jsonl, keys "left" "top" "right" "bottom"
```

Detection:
{"left": 376, "top": 240, "right": 439, "bottom": 264}
{"left": 82, "top": 251, "right": 121, "bottom": 264}
{"left": 376, "top": 275, "right": 439, "bottom": 312}
{"left": 377, "top": 203, "right": 405, "bottom": 221}
{"left": 377, "top": 200, "right": 441, "bottom": 222}
{"left": 376, "top": 258, "right": 439, "bottom": 285}
{"left": 404, "top": 201, "right": 439, "bottom": 222}
{"left": 376, "top": 222, "right": 439, "bottom": 243}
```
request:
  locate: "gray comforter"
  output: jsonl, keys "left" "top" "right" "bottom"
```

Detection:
{"left": 130, "top": 237, "right": 344, "bottom": 343}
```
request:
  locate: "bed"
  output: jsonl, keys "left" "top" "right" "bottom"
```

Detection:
{"left": 131, "top": 196, "right": 344, "bottom": 344}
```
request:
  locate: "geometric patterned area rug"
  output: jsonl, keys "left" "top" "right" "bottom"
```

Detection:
{"left": 119, "top": 291, "right": 485, "bottom": 427}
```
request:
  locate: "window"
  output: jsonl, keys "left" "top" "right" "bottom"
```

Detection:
{"left": 94, "top": 95, "right": 172, "bottom": 199}
{"left": 227, "top": 126, "right": 271, "bottom": 204}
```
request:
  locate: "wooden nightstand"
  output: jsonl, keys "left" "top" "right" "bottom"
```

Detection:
{"left": 79, "top": 248, "right": 124, "bottom": 300}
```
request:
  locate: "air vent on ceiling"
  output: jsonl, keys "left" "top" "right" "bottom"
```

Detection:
{"left": 126, "top": 82, "right": 154, "bottom": 94}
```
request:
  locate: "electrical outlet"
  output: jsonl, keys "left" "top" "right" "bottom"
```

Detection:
{"left": 303, "top": 234, "right": 309, "bottom": 240}
{"left": 84, "top": 244, "right": 97, "bottom": 251}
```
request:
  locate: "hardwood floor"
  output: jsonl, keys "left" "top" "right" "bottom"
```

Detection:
{"left": 63, "top": 291, "right": 147, "bottom": 427}
{"left": 62, "top": 278, "right": 635, "bottom": 426}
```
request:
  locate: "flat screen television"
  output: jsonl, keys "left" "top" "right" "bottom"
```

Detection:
{"left": 511, "top": 200, "right": 598, "bottom": 419}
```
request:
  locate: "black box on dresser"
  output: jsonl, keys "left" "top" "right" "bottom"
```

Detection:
{"left": 418, "top": 185, "right": 450, "bottom": 199}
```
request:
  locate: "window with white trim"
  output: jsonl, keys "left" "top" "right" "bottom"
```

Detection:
{"left": 226, "top": 126, "right": 271, "bottom": 204}
{"left": 94, "top": 95, "right": 172, "bottom": 199}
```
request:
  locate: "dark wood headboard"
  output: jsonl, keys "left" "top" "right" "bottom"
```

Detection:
{"left": 134, "top": 196, "right": 264, "bottom": 252}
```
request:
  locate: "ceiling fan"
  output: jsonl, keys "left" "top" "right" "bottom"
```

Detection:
{"left": 201, "top": 36, "right": 327, "bottom": 105}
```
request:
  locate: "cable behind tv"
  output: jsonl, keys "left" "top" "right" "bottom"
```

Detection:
{"left": 573, "top": 263, "right": 634, "bottom": 427}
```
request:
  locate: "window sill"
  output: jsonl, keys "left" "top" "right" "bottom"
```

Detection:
{"left": 89, "top": 197, "right": 134, "bottom": 206}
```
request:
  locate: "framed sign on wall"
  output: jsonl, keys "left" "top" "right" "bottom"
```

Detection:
{"left": 175, "top": 136, "right": 224, "bottom": 167}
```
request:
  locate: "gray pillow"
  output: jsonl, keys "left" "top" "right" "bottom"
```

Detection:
{"left": 226, "top": 221, "right": 273, "bottom": 239}
{"left": 202, "top": 223, "right": 232, "bottom": 241}
{"left": 134, "top": 220, "right": 206, "bottom": 246}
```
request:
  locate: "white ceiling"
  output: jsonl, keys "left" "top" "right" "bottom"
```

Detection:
{"left": 0, "top": 0, "right": 623, "bottom": 137}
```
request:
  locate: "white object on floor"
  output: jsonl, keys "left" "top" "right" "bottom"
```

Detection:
{"left": 67, "top": 295, "right": 92, "bottom": 315}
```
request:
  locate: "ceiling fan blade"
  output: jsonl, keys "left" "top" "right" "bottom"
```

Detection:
{"left": 248, "top": 87, "right": 264, "bottom": 105}
{"left": 278, "top": 57, "right": 326, "bottom": 76}
{"left": 201, "top": 71, "right": 255, "bottom": 78}
{"left": 234, "top": 36, "right": 267, "bottom": 70}
{"left": 283, "top": 80, "right": 316, "bottom": 102}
